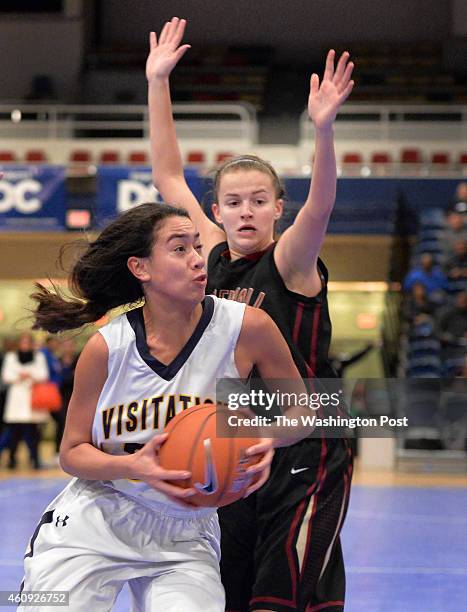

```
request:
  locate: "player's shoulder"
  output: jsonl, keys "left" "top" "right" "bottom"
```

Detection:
{"left": 242, "top": 305, "right": 275, "bottom": 336}
{"left": 81, "top": 331, "right": 109, "bottom": 362}
{"left": 210, "top": 294, "right": 246, "bottom": 315}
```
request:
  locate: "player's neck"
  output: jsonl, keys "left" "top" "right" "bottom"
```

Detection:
{"left": 142, "top": 300, "right": 203, "bottom": 359}
{"left": 227, "top": 238, "right": 275, "bottom": 262}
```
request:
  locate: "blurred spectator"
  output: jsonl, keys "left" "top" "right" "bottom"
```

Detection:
{"left": 40, "top": 337, "right": 63, "bottom": 460}
{"left": 403, "top": 281, "right": 437, "bottom": 324}
{"left": 443, "top": 239, "right": 467, "bottom": 281}
{"left": 449, "top": 182, "right": 467, "bottom": 215}
{"left": 330, "top": 342, "right": 377, "bottom": 378}
{"left": 59, "top": 339, "right": 79, "bottom": 413}
{"left": 0, "top": 337, "right": 17, "bottom": 458}
{"left": 436, "top": 291, "right": 467, "bottom": 346}
{"left": 46, "top": 338, "right": 79, "bottom": 465}
{"left": 441, "top": 211, "right": 467, "bottom": 259}
{"left": 1, "top": 332, "right": 48, "bottom": 469}
{"left": 0, "top": 337, "right": 16, "bottom": 434}
{"left": 403, "top": 253, "right": 449, "bottom": 298}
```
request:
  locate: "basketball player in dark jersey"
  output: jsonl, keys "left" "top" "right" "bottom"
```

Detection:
{"left": 147, "top": 18, "right": 354, "bottom": 612}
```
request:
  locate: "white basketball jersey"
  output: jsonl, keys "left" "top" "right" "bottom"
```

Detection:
{"left": 92, "top": 295, "right": 246, "bottom": 512}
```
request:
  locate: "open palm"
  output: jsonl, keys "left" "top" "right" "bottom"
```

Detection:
{"left": 308, "top": 50, "right": 354, "bottom": 129}
{"left": 146, "top": 17, "right": 190, "bottom": 82}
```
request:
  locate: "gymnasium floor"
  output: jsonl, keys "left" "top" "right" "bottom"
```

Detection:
{"left": 1, "top": 467, "right": 466, "bottom": 611}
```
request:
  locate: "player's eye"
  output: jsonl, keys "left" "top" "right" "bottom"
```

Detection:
{"left": 174, "top": 246, "right": 186, "bottom": 252}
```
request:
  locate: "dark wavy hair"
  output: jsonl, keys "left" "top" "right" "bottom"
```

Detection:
{"left": 31, "top": 203, "right": 190, "bottom": 333}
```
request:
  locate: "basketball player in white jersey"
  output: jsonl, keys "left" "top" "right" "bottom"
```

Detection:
{"left": 21, "top": 203, "right": 308, "bottom": 612}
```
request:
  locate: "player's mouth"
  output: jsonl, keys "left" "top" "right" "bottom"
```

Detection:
{"left": 238, "top": 225, "right": 257, "bottom": 234}
{"left": 193, "top": 274, "right": 207, "bottom": 283}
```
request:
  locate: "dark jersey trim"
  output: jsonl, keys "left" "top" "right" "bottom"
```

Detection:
{"left": 126, "top": 296, "right": 215, "bottom": 381}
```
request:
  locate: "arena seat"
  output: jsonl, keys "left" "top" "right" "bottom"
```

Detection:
{"left": 0, "top": 150, "right": 16, "bottom": 162}
{"left": 216, "top": 152, "right": 235, "bottom": 164}
{"left": 69, "top": 149, "right": 93, "bottom": 163}
{"left": 342, "top": 152, "right": 363, "bottom": 164}
{"left": 25, "top": 149, "right": 48, "bottom": 163}
{"left": 371, "top": 152, "right": 392, "bottom": 164}
{"left": 400, "top": 148, "right": 423, "bottom": 164}
{"left": 128, "top": 151, "right": 149, "bottom": 165}
{"left": 99, "top": 150, "right": 121, "bottom": 164}
{"left": 431, "top": 152, "right": 450, "bottom": 165}
{"left": 186, "top": 150, "right": 206, "bottom": 165}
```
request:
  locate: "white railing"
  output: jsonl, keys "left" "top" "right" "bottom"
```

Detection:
{"left": 300, "top": 104, "right": 467, "bottom": 144}
{"left": 0, "top": 102, "right": 258, "bottom": 143}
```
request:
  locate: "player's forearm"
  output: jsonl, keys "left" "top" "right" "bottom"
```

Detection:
{"left": 264, "top": 406, "right": 316, "bottom": 448}
{"left": 304, "top": 126, "right": 337, "bottom": 218}
{"left": 60, "top": 442, "right": 136, "bottom": 481}
{"left": 148, "top": 77, "right": 185, "bottom": 188}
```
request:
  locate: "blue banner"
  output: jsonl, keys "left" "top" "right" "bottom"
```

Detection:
{"left": 0, "top": 165, "right": 66, "bottom": 231}
{"left": 95, "top": 166, "right": 204, "bottom": 227}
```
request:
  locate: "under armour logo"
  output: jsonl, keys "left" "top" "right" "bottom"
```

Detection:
{"left": 55, "top": 515, "right": 69, "bottom": 527}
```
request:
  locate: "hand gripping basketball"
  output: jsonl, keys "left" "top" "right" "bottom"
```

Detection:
{"left": 158, "top": 404, "right": 273, "bottom": 507}
{"left": 130, "top": 433, "right": 197, "bottom": 505}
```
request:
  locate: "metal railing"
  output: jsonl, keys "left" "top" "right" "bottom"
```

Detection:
{"left": 300, "top": 104, "right": 467, "bottom": 143}
{"left": 0, "top": 102, "right": 258, "bottom": 143}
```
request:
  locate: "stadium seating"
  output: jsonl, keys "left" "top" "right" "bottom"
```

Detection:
{"left": 25, "top": 149, "right": 48, "bottom": 163}
{"left": 127, "top": 151, "right": 149, "bottom": 165}
{"left": 99, "top": 150, "right": 121, "bottom": 164}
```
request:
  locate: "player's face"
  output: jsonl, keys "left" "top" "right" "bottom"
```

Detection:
{"left": 213, "top": 170, "right": 283, "bottom": 257}
{"left": 146, "top": 216, "right": 207, "bottom": 304}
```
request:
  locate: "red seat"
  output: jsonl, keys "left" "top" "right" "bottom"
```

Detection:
{"left": 25, "top": 149, "right": 47, "bottom": 163}
{"left": 371, "top": 152, "right": 392, "bottom": 164}
{"left": 186, "top": 150, "right": 206, "bottom": 164}
{"left": 458, "top": 153, "right": 467, "bottom": 165}
{"left": 400, "top": 148, "right": 422, "bottom": 164}
{"left": 69, "top": 150, "right": 92, "bottom": 163}
{"left": 128, "top": 151, "right": 149, "bottom": 165}
{"left": 215, "top": 152, "right": 235, "bottom": 164}
{"left": 99, "top": 150, "right": 120, "bottom": 164}
{"left": 0, "top": 150, "right": 16, "bottom": 162}
{"left": 431, "top": 152, "right": 450, "bottom": 164}
{"left": 342, "top": 152, "right": 363, "bottom": 164}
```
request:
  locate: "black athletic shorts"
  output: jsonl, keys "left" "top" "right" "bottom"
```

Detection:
{"left": 220, "top": 436, "right": 353, "bottom": 612}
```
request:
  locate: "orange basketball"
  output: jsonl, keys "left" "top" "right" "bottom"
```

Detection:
{"left": 158, "top": 403, "right": 263, "bottom": 507}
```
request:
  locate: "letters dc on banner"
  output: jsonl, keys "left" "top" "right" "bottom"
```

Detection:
{"left": 96, "top": 166, "right": 203, "bottom": 226}
{"left": 0, "top": 166, "right": 66, "bottom": 231}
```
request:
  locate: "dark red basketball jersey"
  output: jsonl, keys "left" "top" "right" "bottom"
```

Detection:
{"left": 207, "top": 241, "right": 336, "bottom": 379}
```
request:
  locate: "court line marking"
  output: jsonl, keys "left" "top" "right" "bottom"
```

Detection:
{"left": 348, "top": 509, "right": 467, "bottom": 525}
{"left": 0, "top": 560, "right": 24, "bottom": 567}
{"left": 348, "top": 566, "right": 467, "bottom": 575}
{"left": 0, "top": 481, "right": 63, "bottom": 498}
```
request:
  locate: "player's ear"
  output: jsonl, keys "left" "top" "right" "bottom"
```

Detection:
{"left": 127, "top": 256, "right": 151, "bottom": 282}
{"left": 274, "top": 198, "right": 284, "bottom": 220}
{"left": 212, "top": 202, "right": 223, "bottom": 224}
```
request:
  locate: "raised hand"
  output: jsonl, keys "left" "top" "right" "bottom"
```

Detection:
{"left": 308, "top": 50, "right": 354, "bottom": 130}
{"left": 146, "top": 17, "right": 191, "bottom": 82}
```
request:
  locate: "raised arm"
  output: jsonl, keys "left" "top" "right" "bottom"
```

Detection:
{"left": 147, "top": 17, "right": 225, "bottom": 257}
{"left": 275, "top": 50, "right": 354, "bottom": 294}
{"left": 236, "top": 307, "right": 313, "bottom": 447}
